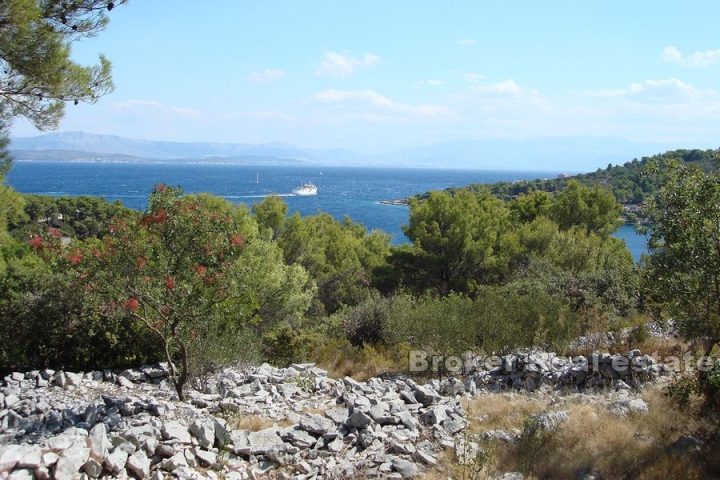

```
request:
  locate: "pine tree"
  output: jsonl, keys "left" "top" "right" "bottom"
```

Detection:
{"left": 0, "top": 0, "right": 123, "bottom": 129}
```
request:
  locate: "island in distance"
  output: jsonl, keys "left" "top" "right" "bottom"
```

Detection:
{"left": 9, "top": 130, "right": 692, "bottom": 172}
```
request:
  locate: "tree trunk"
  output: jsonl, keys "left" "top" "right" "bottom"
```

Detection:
{"left": 173, "top": 341, "right": 189, "bottom": 402}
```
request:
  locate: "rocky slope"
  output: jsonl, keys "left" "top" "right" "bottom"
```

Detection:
{"left": 0, "top": 350, "right": 666, "bottom": 479}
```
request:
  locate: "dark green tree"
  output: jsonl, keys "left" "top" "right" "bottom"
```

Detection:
{"left": 1, "top": 0, "right": 122, "bottom": 129}
{"left": 399, "top": 189, "right": 520, "bottom": 294}
{"left": 511, "top": 190, "right": 553, "bottom": 223}
{"left": 550, "top": 181, "right": 622, "bottom": 236}
{"left": 279, "top": 212, "right": 389, "bottom": 314}
{"left": 643, "top": 164, "right": 720, "bottom": 356}
{"left": 252, "top": 195, "right": 288, "bottom": 240}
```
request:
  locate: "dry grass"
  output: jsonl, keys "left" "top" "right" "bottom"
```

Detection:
{"left": 462, "top": 393, "right": 546, "bottom": 433}
{"left": 226, "top": 413, "right": 293, "bottom": 432}
{"left": 427, "top": 384, "right": 719, "bottom": 480}
{"left": 638, "top": 335, "right": 687, "bottom": 359}
{"left": 313, "top": 342, "right": 409, "bottom": 381}
{"left": 512, "top": 386, "right": 710, "bottom": 479}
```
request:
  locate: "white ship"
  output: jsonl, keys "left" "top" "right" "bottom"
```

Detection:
{"left": 292, "top": 182, "right": 318, "bottom": 196}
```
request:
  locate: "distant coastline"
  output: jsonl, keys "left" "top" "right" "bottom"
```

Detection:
{"left": 379, "top": 199, "right": 409, "bottom": 206}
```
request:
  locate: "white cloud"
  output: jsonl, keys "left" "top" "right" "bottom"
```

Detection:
{"left": 462, "top": 72, "right": 486, "bottom": 83}
{"left": 412, "top": 79, "right": 444, "bottom": 89}
{"left": 470, "top": 79, "right": 537, "bottom": 96}
{"left": 662, "top": 46, "right": 720, "bottom": 68}
{"left": 457, "top": 39, "right": 477, "bottom": 46}
{"left": 112, "top": 99, "right": 203, "bottom": 119}
{"left": 315, "top": 51, "right": 380, "bottom": 78}
{"left": 312, "top": 89, "right": 450, "bottom": 117}
{"left": 248, "top": 68, "right": 287, "bottom": 83}
{"left": 585, "top": 78, "right": 716, "bottom": 104}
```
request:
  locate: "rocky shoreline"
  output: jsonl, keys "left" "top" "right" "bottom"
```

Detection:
{"left": 0, "top": 350, "right": 666, "bottom": 479}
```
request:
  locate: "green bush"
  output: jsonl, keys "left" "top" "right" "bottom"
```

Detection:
{"left": 341, "top": 292, "right": 391, "bottom": 346}
{"left": 384, "top": 287, "right": 577, "bottom": 359}
{"left": 0, "top": 243, "right": 161, "bottom": 373}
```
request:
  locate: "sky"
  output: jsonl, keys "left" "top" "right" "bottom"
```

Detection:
{"left": 10, "top": 0, "right": 720, "bottom": 152}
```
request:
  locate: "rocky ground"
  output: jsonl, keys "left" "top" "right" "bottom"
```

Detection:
{"left": 0, "top": 350, "right": 666, "bottom": 479}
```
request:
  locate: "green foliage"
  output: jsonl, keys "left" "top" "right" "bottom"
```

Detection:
{"left": 702, "top": 364, "right": 720, "bottom": 409}
{"left": 396, "top": 189, "right": 520, "bottom": 295}
{"left": 385, "top": 293, "right": 479, "bottom": 357}
{"left": 0, "top": 125, "right": 25, "bottom": 277}
{"left": 515, "top": 416, "right": 558, "bottom": 475}
{"left": 517, "top": 216, "right": 558, "bottom": 256}
{"left": 252, "top": 195, "right": 287, "bottom": 240}
{"left": 0, "top": 236, "right": 159, "bottom": 372}
{"left": 261, "top": 321, "right": 337, "bottom": 368}
{"left": 340, "top": 291, "right": 391, "bottom": 347}
{"left": 279, "top": 211, "right": 390, "bottom": 314}
{"left": 643, "top": 164, "right": 720, "bottom": 354}
{"left": 549, "top": 181, "right": 622, "bottom": 236}
{"left": 521, "top": 231, "right": 637, "bottom": 332}
{"left": 383, "top": 182, "right": 635, "bottom": 318}
{"left": 440, "top": 148, "right": 719, "bottom": 207}
{"left": 511, "top": 190, "right": 553, "bottom": 223}
{"left": 384, "top": 287, "right": 577, "bottom": 357}
{"left": 0, "top": 125, "right": 11, "bottom": 179}
{"left": 9, "top": 194, "right": 135, "bottom": 240}
{"left": 0, "top": 0, "right": 121, "bottom": 130}
{"left": 666, "top": 374, "right": 699, "bottom": 410}
{"left": 68, "top": 186, "right": 311, "bottom": 399}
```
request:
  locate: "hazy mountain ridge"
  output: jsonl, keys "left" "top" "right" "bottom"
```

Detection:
{"left": 10, "top": 131, "right": 686, "bottom": 171}
{"left": 11, "top": 149, "right": 309, "bottom": 166}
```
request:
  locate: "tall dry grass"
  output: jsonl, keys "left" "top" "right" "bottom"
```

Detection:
{"left": 428, "top": 384, "right": 719, "bottom": 480}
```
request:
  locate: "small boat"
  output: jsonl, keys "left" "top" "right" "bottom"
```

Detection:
{"left": 292, "top": 182, "right": 318, "bottom": 196}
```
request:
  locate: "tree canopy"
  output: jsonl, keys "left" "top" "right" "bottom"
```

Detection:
{"left": 0, "top": 0, "right": 121, "bottom": 129}
{"left": 643, "top": 164, "right": 720, "bottom": 355}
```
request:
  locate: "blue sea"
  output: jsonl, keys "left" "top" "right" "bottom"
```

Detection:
{"left": 5, "top": 162, "right": 648, "bottom": 259}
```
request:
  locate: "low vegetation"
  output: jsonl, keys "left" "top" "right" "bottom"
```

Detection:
{"left": 427, "top": 385, "right": 720, "bottom": 480}
{"left": 1, "top": 152, "right": 720, "bottom": 476}
{"left": 2, "top": 3, "right": 719, "bottom": 477}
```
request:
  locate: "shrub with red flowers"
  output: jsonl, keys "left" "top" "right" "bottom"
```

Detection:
{"left": 69, "top": 185, "right": 306, "bottom": 400}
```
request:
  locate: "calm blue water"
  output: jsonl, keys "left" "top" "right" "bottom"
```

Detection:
{"left": 5, "top": 162, "right": 648, "bottom": 258}
{"left": 613, "top": 223, "right": 648, "bottom": 261}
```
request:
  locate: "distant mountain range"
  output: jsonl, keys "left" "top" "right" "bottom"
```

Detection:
{"left": 9, "top": 131, "right": 696, "bottom": 172}
{"left": 10, "top": 149, "right": 309, "bottom": 166}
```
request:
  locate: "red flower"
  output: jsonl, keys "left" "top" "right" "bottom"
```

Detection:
{"left": 47, "top": 227, "right": 62, "bottom": 238}
{"left": 124, "top": 298, "right": 140, "bottom": 312}
{"left": 154, "top": 184, "right": 167, "bottom": 193}
{"left": 165, "top": 276, "right": 176, "bottom": 290}
{"left": 195, "top": 264, "right": 208, "bottom": 277}
{"left": 230, "top": 234, "right": 245, "bottom": 248}
{"left": 28, "top": 236, "right": 43, "bottom": 249}
{"left": 67, "top": 250, "right": 83, "bottom": 265}
{"left": 152, "top": 209, "right": 168, "bottom": 224}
